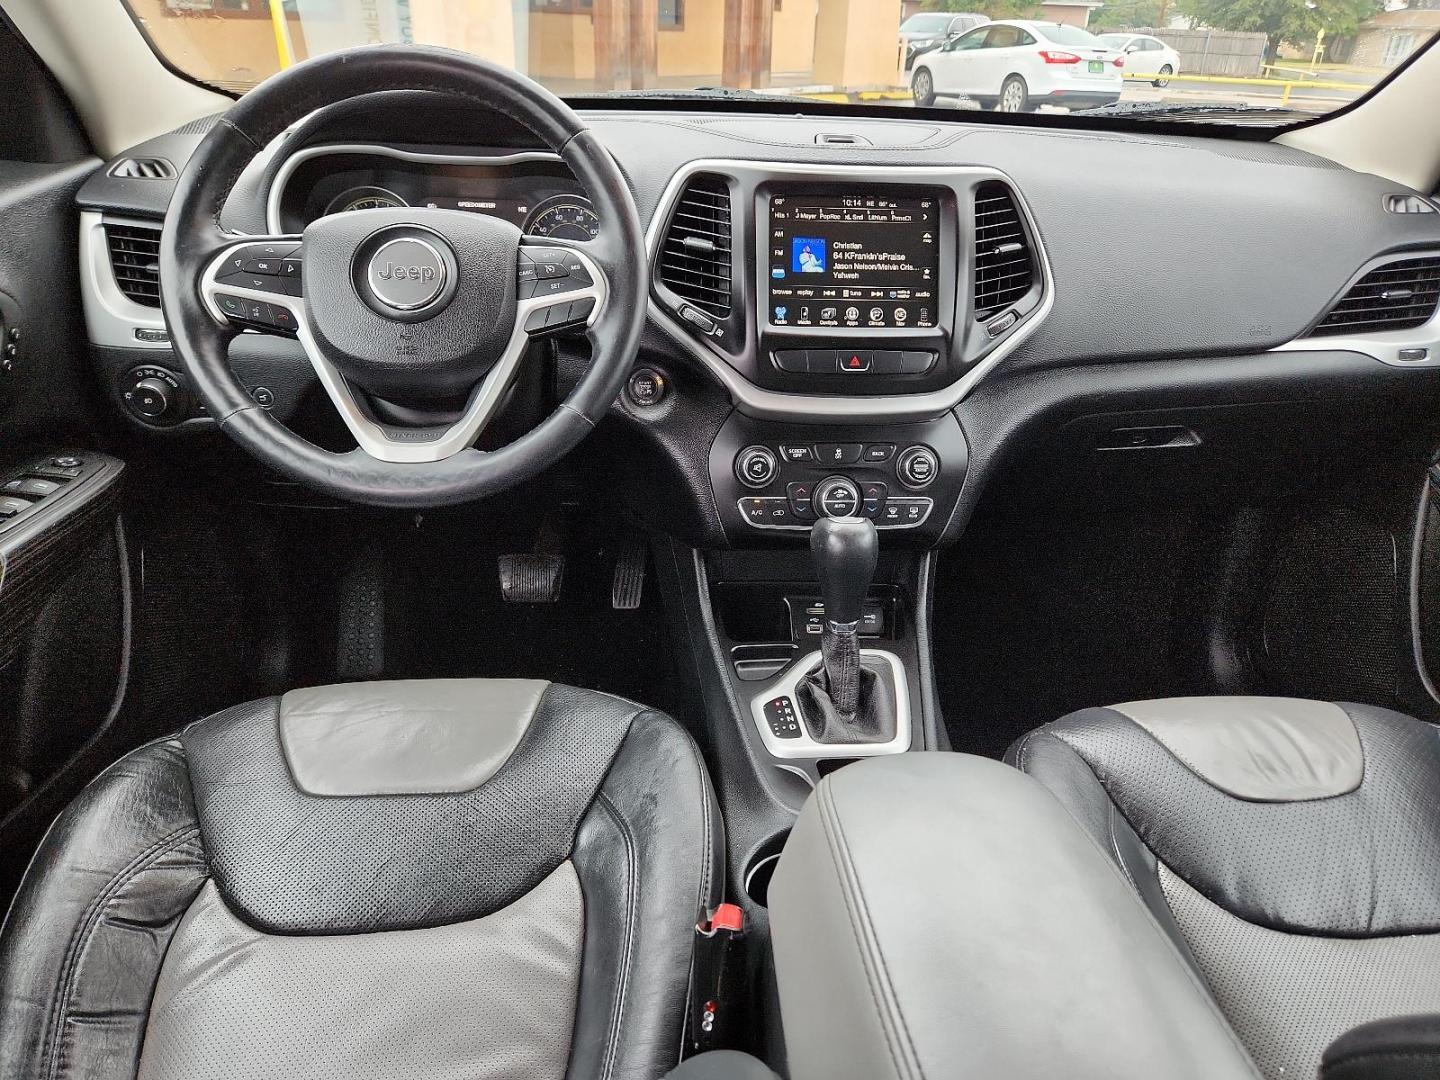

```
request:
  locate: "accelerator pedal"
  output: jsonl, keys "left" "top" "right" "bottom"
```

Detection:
{"left": 612, "top": 542, "right": 646, "bottom": 610}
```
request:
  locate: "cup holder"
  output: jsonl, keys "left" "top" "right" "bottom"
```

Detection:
{"left": 743, "top": 830, "right": 790, "bottom": 909}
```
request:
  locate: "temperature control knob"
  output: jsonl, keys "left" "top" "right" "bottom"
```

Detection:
{"left": 735, "top": 445, "right": 778, "bottom": 489}
{"left": 814, "top": 475, "right": 862, "bottom": 518}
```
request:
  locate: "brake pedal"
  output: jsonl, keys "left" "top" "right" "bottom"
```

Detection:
{"left": 612, "top": 543, "right": 646, "bottom": 610}
{"left": 498, "top": 553, "right": 564, "bottom": 603}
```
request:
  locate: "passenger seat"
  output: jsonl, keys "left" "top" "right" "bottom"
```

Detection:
{"left": 1009, "top": 696, "right": 1440, "bottom": 1079}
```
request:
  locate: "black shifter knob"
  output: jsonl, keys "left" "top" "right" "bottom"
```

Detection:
{"left": 811, "top": 515, "right": 878, "bottom": 628}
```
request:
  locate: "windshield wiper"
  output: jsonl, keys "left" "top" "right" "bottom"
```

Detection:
{"left": 1085, "top": 100, "right": 1311, "bottom": 122}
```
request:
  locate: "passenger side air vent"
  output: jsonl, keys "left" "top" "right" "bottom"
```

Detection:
{"left": 105, "top": 223, "right": 162, "bottom": 308}
{"left": 1309, "top": 256, "right": 1440, "bottom": 337}
{"left": 108, "top": 157, "right": 176, "bottom": 180}
{"left": 659, "top": 174, "right": 733, "bottom": 319}
{"left": 973, "top": 181, "right": 1034, "bottom": 322}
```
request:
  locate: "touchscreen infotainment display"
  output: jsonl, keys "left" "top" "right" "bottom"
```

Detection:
{"left": 767, "top": 191, "right": 939, "bottom": 330}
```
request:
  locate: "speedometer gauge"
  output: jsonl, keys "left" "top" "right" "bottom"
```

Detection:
{"left": 325, "top": 186, "right": 407, "bottom": 215}
{"left": 524, "top": 195, "right": 600, "bottom": 241}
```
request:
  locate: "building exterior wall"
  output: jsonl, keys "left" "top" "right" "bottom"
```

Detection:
{"left": 1040, "top": 3, "right": 1098, "bottom": 27}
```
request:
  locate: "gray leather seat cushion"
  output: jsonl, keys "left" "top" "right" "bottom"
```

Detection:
{"left": 1012, "top": 696, "right": 1440, "bottom": 1080}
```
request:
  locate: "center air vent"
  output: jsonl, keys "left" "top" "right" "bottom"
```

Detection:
{"left": 658, "top": 175, "right": 733, "bottom": 319}
{"left": 105, "top": 223, "right": 162, "bottom": 308}
{"left": 108, "top": 157, "right": 176, "bottom": 180}
{"left": 1309, "top": 256, "right": 1440, "bottom": 337}
{"left": 973, "top": 181, "right": 1034, "bottom": 322}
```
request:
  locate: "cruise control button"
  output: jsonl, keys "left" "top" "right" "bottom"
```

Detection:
{"left": 814, "top": 443, "right": 862, "bottom": 465}
{"left": 561, "top": 254, "right": 592, "bottom": 286}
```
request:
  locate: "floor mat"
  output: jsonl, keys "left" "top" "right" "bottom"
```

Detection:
{"left": 933, "top": 508, "right": 1203, "bottom": 759}
{"left": 382, "top": 533, "right": 680, "bottom": 715}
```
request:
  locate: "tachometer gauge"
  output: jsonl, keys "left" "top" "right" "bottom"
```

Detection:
{"left": 524, "top": 195, "right": 600, "bottom": 241}
{"left": 325, "top": 186, "right": 407, "bottom": 215}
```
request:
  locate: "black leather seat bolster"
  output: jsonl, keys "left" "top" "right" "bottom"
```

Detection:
{"left": 1013, "top": 701, "right": 1440, "bottom": 936}
{"left": 1322, "top": 1014, "right": 1440, "bottom": 1080}
{"left": 568, "top": 710, "right": 726, "bottom": 1080}
{"left": 1006, "top": 728, "right": 1206, "bottom": 974}
{"left": 0, "top": 739, "right": 208, "bottom": 1080}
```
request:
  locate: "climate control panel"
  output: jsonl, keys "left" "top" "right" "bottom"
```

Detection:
{"left": 710, "top": 414, "right": 968, "bottom": 543}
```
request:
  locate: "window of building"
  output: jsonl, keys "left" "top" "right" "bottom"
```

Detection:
{"left": 659, "top": 0, "right": 684, "bottom": 29}
{"left": 1382, "top": 31, "right": 1416, "bottom": 65}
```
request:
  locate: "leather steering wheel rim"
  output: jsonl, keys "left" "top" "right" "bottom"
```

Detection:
{"left": 158, "top": 45, "right": 647, "bottom": 508}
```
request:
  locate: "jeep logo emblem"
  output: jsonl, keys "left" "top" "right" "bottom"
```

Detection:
{"left": 376, "top": 263, "right": 437, "bottom": 283}
{"left": 366, "top": 237, "right": 448, "bottom": 313}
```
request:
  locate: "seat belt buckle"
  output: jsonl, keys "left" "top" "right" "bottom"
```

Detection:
{"left": 688, "top": 902, "right": 746, "bottom": 1055}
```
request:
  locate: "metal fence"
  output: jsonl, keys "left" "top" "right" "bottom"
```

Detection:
{"left": 1129, "top": 27, "right": 1270, "bottom": 77}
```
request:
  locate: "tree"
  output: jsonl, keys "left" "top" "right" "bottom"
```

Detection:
{"left": 1171, "top": 0, "right": 1381, "bottom": 51}
{"left": 924, "top": 0, "right": 1042, "bottom": 22}
{"left": 1090, "top": 0, "right": 1166, "bottom": 31}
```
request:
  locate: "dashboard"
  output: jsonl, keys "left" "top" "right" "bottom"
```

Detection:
{"left": 71, "top": 101, "right": 1440, "bottom": 550}
{"left": 270, "top": 146, "right": 600, "bottom": 240}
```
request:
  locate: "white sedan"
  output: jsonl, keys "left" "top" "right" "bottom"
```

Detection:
{"left": 1098, "top": 33, "right": 1182, "bottom": 87}
{"left": 911, "top": 21, "right": 1125, "bottom": 113}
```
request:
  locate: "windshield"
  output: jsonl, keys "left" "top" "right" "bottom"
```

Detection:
{"left": 119, "top": 0, "right": 1439, "bottom": 125}
{"left": 902, "top": 14, "right": 954, "bottom": 33}
{"left": 1035, "top": 23, "right": 1105, "bottom": 45}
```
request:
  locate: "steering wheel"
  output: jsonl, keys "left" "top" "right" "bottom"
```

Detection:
{"left": 159, "top": 46, "right": 646, "bottom": 508}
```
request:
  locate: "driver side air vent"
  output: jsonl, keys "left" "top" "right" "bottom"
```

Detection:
{"left": 973, "top": 181, "right": 1034, "bottom": 322}
{"left": 108, "top": 157, "right": 177, "bottom": 180}
{"left": 105, "top": 223, "right": 162, "bottom": 308}
{"left": 659, "top": 175, "right": 733, "bottom": 319}
{"left": 1309, "top": 256, "right": 1440, "bottom": 337}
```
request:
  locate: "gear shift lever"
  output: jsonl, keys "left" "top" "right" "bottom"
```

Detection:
{"left": 808, "top": 516, "right": 878, "bottom": 725}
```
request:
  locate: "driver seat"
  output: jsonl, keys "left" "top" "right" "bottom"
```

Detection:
{"left": 0, "top": 679, "right": 722, "bottom": 1080}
